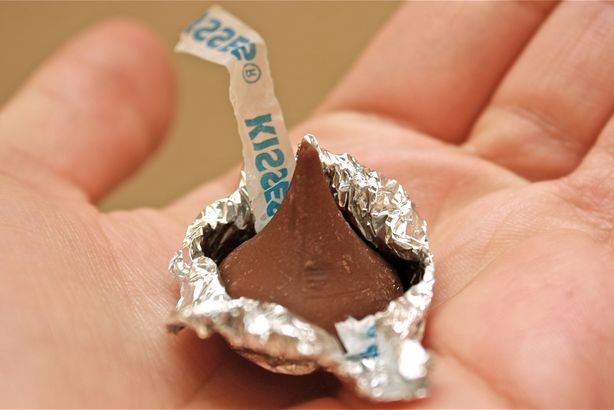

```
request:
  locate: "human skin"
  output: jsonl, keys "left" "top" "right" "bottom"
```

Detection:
{"left": 0, "top": 1, "right": 613, "bottom": 408}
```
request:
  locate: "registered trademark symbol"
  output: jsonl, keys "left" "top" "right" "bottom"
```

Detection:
{"left": 242, "top": 63, "right": 261, "bottom": 84}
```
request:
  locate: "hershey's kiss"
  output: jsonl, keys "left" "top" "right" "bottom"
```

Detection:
{"left": 219, "top": 142, "right": 403, "bottom": 336}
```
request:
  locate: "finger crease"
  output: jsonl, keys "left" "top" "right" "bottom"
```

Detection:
{"left": 499, "top": 103, "right": 584, "bottom": 157}
{"left": 0, "top": 141, "right": 86, "bottom": 201}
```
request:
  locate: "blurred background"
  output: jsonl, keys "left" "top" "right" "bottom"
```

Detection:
{"left": 0, "top": 1, "right": 398, "bottom": 210}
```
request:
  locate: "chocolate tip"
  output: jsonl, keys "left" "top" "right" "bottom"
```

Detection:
{"left": 297, "top": 140, "right": 319, "bottom": 160}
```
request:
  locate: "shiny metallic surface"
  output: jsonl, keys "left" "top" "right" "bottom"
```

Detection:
{"left": 168, "top": 136, "right": 435, "bottom": 402}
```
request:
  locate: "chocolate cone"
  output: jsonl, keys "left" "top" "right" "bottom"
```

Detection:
{"left": 219, "top": 142, "right": 403, "bottom": 335}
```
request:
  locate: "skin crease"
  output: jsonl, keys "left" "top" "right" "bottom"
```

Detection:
{"left": 0, "top": 1, "right": 613, "bottom": 408}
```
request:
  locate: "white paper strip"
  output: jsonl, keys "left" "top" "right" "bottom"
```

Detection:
{"left": 176, "top": 5, "right": 295, "bottom": 232}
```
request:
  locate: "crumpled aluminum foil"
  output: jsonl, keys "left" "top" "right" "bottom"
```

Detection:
{"left": 168, "top": 135, "right": 435, "bottom": 402}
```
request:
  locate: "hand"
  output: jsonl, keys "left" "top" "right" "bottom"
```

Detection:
{"left": 1, "top": 2, "right": 613, "bottom": 408}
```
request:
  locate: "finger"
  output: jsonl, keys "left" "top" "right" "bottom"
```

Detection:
{"left": 466, "top": 2, "right": 614, "bottom": 181}
{"left": 320, "top": 1, "right": 556, "bottom": 143}
{"left": 0, "top": 19, "right": 174, "bottom": 201}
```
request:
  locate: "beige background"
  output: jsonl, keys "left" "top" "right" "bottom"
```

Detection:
{"left": 0, "top": 1, "right": 398, "bottom": 210}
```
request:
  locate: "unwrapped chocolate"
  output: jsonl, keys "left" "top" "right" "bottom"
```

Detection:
{"left": 219, "top": 142, "right": 404, "bottom": 336}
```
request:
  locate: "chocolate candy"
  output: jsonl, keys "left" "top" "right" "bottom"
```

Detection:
{"left": 219, "top": 142, "right": 403, "bottom": 335}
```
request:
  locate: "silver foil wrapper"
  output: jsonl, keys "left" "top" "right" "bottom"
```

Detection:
{"left": 168, "top": 135, "right": 435, "bottom": 402}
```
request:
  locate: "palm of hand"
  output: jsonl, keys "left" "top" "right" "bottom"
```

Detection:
{"left": 1, "top": 2, "right": 613, "bottom": 408}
